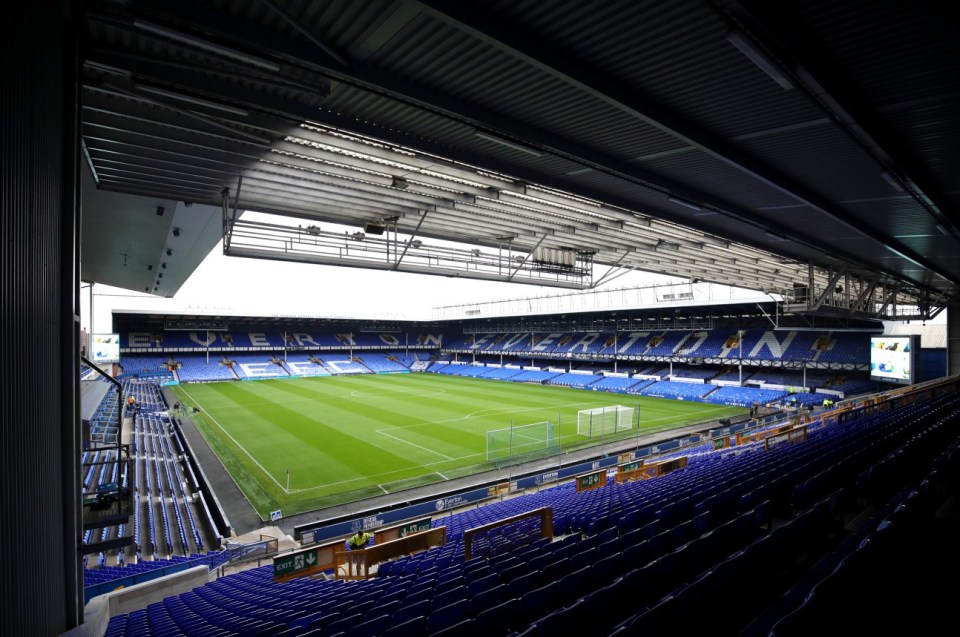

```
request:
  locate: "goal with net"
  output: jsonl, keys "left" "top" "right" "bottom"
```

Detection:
{"left": 486, "top": 421, "right": 559, "bottom": 465}
{"left": 577, "top": 405, "right": 635, "bottom": 437}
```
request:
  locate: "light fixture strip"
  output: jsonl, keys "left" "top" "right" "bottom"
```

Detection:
{"left": 136, "top": 84, "right": 249, "bottom": 116}
{"left": 474, "top": 130, "right": 544, "bottom": 157}
{"left": 132, "top": 20, "right": 281, "bottom": 72}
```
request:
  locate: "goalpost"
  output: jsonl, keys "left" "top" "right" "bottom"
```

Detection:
{"left": 486, "top": 421, "right": 559, "bottom": 465}
{"left": 577, "top": 405, "right": 635, "bottom": 438}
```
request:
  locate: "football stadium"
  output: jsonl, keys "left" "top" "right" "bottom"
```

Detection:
{"left": 6, "top": 2, "right": 960, "bottom": 636}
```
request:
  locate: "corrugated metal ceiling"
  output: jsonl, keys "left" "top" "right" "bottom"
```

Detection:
{"left": 76, "top": 0, "right": 960, "bottom": 317}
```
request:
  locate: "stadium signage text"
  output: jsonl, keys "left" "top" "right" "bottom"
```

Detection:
{"left": 273, "top": 545, "right": 324, "bottom": 582}
{"left": 435, "top": 495, "right": 466, "bottom": 511}
{"left": 534, "top": 470, "right": 559, "bottom": 485}
{"left": 351, "top": 515, "right": 384, "bottom": 532}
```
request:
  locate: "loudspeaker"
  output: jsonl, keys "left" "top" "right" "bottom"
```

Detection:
{"left": 364, "top": 222, "right": 385, "bottom": 235}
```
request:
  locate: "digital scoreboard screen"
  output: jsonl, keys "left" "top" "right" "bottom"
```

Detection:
{"left": 870, "top": 335, "right": 918, "bottom": 386}
{"left": 90, "top": 333, "right": 121, "bottom": 365}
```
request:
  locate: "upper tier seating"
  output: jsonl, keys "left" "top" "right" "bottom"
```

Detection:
{"left": 124, "top": 330, "right": 448, "bottom": 350}
{"left": 675, "top": 330, "right": 736, "bottom": 358}
{"left": 670, "top": 368, "right": 717, "bottom": 380}
{"left": 120, "top": 355, "right": 175, "bottom": 374}
{"left": 814, "top": 332, "right": 871, "bottom": 364}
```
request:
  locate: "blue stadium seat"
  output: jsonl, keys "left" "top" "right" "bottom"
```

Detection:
{"left": 380, "top": 614, "right": 428, "bottom": 637}
{"left": 426, "top": 618, "right": 471, "bottom": 637}
{"left": 391, "top": 599, "right": 432, "bottom": 627}
{"left": 426, "top": 598, "right": 470, "bottom": 635}
{"left": 345, "top": 614, "right": 393, "bottom": 637}
{"left": 469, "top": 583, "right": 509, "bottom": 616}
{"left": 430, "top": 585, "right": 466, "bottom": 611}
{"left": 471, "top": 597, "right": 518, "bottom": 637}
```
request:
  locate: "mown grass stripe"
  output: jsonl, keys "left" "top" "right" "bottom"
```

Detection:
{"left": 173, "top": 374, "right": 746, "bottom": 517}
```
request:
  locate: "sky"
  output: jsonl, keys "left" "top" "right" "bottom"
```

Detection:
{"left": 81, "top": 239, "right": 685, "bottom": 334}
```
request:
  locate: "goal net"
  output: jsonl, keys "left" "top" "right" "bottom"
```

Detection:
{"left": 486, "top": 421, "right": 559, "bottom": 465}
{"left": 577, "top": 405, "right": 635, "bottom": 437}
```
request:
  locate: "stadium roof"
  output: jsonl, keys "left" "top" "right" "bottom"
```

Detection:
{"left": 113, "top": 288, "right": 885, "bottom": 333}
{"left": 79, "top": 0, "right": 960, "bottom": 321}
{"left": 885, "top": 322, "right": 947, "bottom": 349}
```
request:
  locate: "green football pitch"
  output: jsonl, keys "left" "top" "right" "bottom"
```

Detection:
{"left": 172, "top": 374, "right": 747, "bottom": 518}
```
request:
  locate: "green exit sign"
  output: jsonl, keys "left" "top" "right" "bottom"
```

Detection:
{"left": 399, "top": 518, "right": 432, "bottom": 537}
{"left": 273, "top": 549, "right": 318, "bottom": 579}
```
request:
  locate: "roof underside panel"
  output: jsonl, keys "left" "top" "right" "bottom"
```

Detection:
{"left": 736, "top": 123, "right": 894, "bottom": 204}
{"left": 479, "top": 0, "right": 826, "bottom": 139}
{"left": 640, "top": 149, "right": 800, "bottom": 211}
{"left": 790, "top": 0, "right": 959, "bottom": 106}
{"left": 75, "top": 0, "right": 960, "bottom": 312}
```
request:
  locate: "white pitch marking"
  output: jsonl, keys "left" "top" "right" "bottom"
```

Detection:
{"left": 376, "top": 429, "right": 454, "bottom": 460}
{"left": 179, "top": 386, "right": 288, "bottom": 493}
{"left": 285, "top": 451, "right": 487, "bottom": 494}
{"left": 464, "top": 401, "right": 598, "bottom": 420}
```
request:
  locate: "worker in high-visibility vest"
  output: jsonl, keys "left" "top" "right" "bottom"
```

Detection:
{"left": 345, "top": 530, "right": 373, "bottom": 577}
{"left": 348, "top": 530, "right": 372, "bottom": 550}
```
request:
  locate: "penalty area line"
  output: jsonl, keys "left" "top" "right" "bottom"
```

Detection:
{"left": 376, "top": 429, "right": 453, "bottom": 460}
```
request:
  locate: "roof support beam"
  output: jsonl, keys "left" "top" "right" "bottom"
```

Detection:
{"left": 851, "top": 279, "right": 878, "bottom": 315}
{"left": 810, "top": 266, "right": 848, "bottom": 310}
{"left": 509, "top": 234, "right": 548, "bottom": 282}
{"left": 878, "top": 284, "right": 902, "bottom": 318}
{"left": 393, "top": 210, "right": 429, "bottom": 271}
{"left": 415, "top": 0, "right": 957, "bottom": 288}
